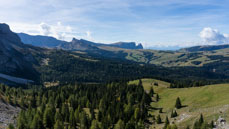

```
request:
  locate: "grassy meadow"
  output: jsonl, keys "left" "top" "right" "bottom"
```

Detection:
{"left": 129, "top": 79, "right": 229, "bottom": 128}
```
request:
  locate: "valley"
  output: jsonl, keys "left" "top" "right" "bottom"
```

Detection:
{"left": 0, "top": 23, "right": 229, "bottom": 129}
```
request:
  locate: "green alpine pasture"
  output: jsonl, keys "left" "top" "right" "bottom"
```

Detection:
{"left": 129, "top": 79, "right": 229, "bottom": 128}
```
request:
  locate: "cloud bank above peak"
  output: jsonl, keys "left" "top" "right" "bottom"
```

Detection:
{"left": 39, "top": 22, "right": 73, "bottom": 40}
{"left": 199, "top": 27, "right": 229, "bottom": 45}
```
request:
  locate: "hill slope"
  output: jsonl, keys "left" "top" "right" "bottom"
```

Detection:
{"left": 130, "top": 79, "right": 229, "bottom": 128}
{"left": 180, "top": 44, "right": 229, "bottom": 52}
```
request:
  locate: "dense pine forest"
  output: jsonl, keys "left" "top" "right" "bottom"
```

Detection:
{"left": 0, "top": 82, "right": 152, "bottom": 129}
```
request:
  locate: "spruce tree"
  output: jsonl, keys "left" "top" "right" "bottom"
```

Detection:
{"left": 7, "top": 124, "right": 15, "bottom": 129}
{"left": 171, "top": 110, "right": 174, "bottom": 118}
{"left": 165, "top": 116, "right": 169, "bottom": 125}
{"left": 90, "top": 120, "right": 99, "bottom": 129}
{"left": 199, "top": 114, "right": 204, "bottom": 125}
{"left": 54, "top": 120, "right": 64, "bottom": 129}
{"left": 171, "top": 110, "right": 178, "bottom": 118}
{"left": 156, "top": 94, "right": 159, "bottom": 102}
{"left": 159, "top": 108, "right": 163, "bottom": 113}
{"left": 43, "top": 107, "right": 54, "bottom": 128}
{"left": 97, "top": 111, "right": 102, "bottom": 122}
{"left": 163, "top": 116, "right": 169, "bottom": 129}
{"left": 149, "top": 87, "right": 154, "bottom": 97}
{"left": 138, "top": 79, "right": 143, "bottom": 87}
{"left": 69, "top": 108, "right": 76, "bottom": 128}
{"left": 74, "top": 108, "right": 80, "bottom": 123}
{"left": 156, "top": 115, "right": 162, "bottom": 124}
{"left": 125, "top": 121, "right": 135, "bottom": 129}
{"left": 210, "top": 120, "right": 214, "bottom": 128}
{"left": 174, "top": 110, "right": 178, "bottom": 117}
{"left": 175, "top": 97, "right": 182, "bottom": 109}
{"left": 61, "top": 104, "right": 69, "bottom": 122}
{"left": 80, "top": 112, "right": 88, "bottom": 129}
{"left": 55, "top": 111, "right": 62, "bottom": 122}
{"left": 193, "top": 120, "right": 201, "bottom": 129}
{"left": 114, "top": 119, "right": 125, "bottom": 129}
{"left": 90, "top": 107, "right": 95, "bottom": 120}
{"left": 17, "top": 111, "right": 27, "bottom": 129}
{"left": 30, "top": 113, "right": 43, "bottom": 129}
{"left": 134, "top": 108, "right": 140, "bottom": 120}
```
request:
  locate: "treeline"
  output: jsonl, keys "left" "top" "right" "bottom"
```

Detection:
{"left": 0, "top": 82, "right": 152, "bottom": 129}
{"left": 169, "top": 78, "right": 229, "bottom": 88}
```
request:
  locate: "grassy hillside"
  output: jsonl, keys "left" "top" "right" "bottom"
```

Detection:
{"left": 129, "top": 79, "right": 229, "bottom": 128}
{"left": 99, "top": 46, "right": 229, "bottom": 67}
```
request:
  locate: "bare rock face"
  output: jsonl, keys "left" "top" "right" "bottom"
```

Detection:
{"left": 0, "top": 100, "right": 20, "bottom": 129}
{"left": 111, "top": 42, "right": 143, "bottom": 49}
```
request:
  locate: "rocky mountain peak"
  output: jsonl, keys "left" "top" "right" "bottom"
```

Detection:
{"left": 0, "top": 23, "right": 11, "bottom": 33}
{"left": 0, "top": 23, "right": 22, "bottom": 44}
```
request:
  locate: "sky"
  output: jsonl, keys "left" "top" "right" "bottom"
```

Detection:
{"left": 1, "top": 0, "right": 229, "bottom": 49}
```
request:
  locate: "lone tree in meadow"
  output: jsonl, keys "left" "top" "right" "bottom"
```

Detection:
{"left": 175, "top": 97, "right": 182, "bottom": 109}
{"left": 149, "top": 87, "right": 154, "bottom": 97}
{"left": 164, "top": 116, "right": 169, "bottom": 126}
{"left": 171, "top": 110, "right": 178, "bottom": 118}
{"left": 199, "top": 113, "right": 204, "bottom": 124}
{"left": 156, "top": 94, "right": 159, "bottom": 102}
{"left": 156, "top": 115, "right": 162, "bottom": 124}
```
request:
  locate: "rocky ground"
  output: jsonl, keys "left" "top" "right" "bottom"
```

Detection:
{"left": 0, "top": 100, "right": 20, "bottom": 129}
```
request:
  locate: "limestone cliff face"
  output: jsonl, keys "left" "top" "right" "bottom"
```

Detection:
{"left": 111, "top": 42, "right": 143, "bottom": 49}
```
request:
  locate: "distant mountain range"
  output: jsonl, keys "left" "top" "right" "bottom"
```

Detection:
{"left": 0, "top": 23, "right": 156, "bottom": 85}
{"left": 17, "top": 33, "right": 143, "bottom": 50}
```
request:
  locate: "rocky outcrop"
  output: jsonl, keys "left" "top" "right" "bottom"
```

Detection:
{"left": 110, "top": 42, "right": 143, "bottom": 49}
{"left": 0, "top": 100, "right": 20, "bottom": 129}
{"left": 60, "top": 38, "right": 99, "bottom": 50}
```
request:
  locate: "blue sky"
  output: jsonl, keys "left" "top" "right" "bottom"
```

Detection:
{"left": 1, "top": 0, "right": 229, "bottom": 49}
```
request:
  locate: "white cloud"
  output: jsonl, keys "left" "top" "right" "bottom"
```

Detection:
{"left": 39, "top": 22, "right": 73, "bottom": 40}
{"left": 9, "top": 22, "right": 94, "bottom": 42}
{"left": 39, "top": 22, "right": 51, "bottom": 36}
{"left": 199, "top": 27, "right": 229, "bottom": 45}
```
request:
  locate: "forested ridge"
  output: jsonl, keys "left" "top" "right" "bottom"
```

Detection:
{"left": 34, "top": 50, "right": 229, "bottom": 88}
